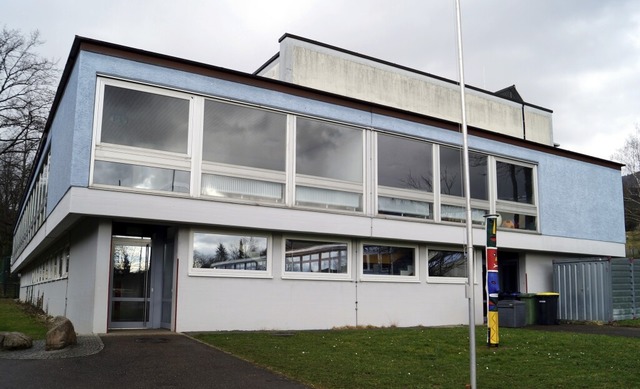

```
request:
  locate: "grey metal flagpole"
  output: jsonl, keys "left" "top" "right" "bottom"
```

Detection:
{"left": 454, "top": 0, "right": 477, "bottom": 388}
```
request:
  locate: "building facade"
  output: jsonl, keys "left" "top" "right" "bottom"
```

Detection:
{"left": 11, "top": 34, "right": 625, "bottom": 334}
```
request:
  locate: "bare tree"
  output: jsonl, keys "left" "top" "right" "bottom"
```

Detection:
{"left": 0, "top": 28, "right": 57, "bottom": 256}
{"left": 613, "top": 125, "right": 640, "bottom": 231}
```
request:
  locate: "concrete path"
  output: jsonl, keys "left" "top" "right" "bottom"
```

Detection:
{"left": 0, "top": 333, "right": 309, "bottom": 389}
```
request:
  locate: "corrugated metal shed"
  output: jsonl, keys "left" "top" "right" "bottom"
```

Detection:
{"left": 553, "top": 258, "right": 639, "bottom": 322}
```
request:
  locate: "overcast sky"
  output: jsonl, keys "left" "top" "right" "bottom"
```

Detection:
{"left": 5, "top": 0, "right": 639, "bottom": 162}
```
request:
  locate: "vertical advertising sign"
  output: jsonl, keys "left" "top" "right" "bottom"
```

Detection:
{"left": 485, "top": 214, "right": 499, "bottom": 347}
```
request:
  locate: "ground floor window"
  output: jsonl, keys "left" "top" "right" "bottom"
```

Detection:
{"left": 427, "top": 249, "right": 467, "bottom": 280}
{"left": 190, "top": 231, "right": 271, "bottom": 277}
{"left": 361, "top": 244, "right": 418, "bottom": 281}
{"left": 284, "top": 238, "right": 350, "bottom": 279}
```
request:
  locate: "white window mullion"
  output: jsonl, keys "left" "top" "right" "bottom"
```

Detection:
{"left": 433, "top": 144, "right": 441, "bottom": 222}
{"left": 190, "top": 96, "right": 204, "bottom": 198}
{"left": 371, "top": 132, "right": 379, "bottom": 217}
{"left": 488, "top": 155, "right": 497, "bottom": 214}
{"left": 286, "top": 114, "right": 297, "bottom": 207}
{"left": 363, "top": 129, "right": 372, "bottom": 216}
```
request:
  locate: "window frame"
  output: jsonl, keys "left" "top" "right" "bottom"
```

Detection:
{"left": 375, "top": 133, "right": 435, "bottom": 220}
{"left": 292, "top": 117, "right": 366, "bottom": 213}
{"left": 188, "top": 229, "right": 273, "bottom": 279}
{"left": 359, "top": 241, "right": 420, "bottom": 283}
{"left": 492, "top": 157, "right": 539, "bottom": 232}
{"left": 282, "top": 236, "right": 353, "bottom": 281}
{"left": 91, "top": 77, "right": 194, "bottom": 196}
{"left": 199, "top": 98, "right": 288, "bottom": 204}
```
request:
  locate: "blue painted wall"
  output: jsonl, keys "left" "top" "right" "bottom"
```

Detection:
{"left": 43, "top": 50, "right": 625, "bottom": 244}
{"left": 47, "top": 58, "right": 80, "bottom": 211}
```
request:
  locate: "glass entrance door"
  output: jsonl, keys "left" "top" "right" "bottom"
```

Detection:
{"left": 110, "top": 237, "right": 152, "bottom": 328}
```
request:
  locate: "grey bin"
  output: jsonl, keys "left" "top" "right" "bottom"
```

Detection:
{"left": 497, "top": 300, "right": 526, "bottom": 328}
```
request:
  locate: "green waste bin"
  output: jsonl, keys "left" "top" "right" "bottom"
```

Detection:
{"left": 519, "top": 293, "right": 537, "bottom": 325}
{"left": 536, "top": 292, "right": 560, "bottom": 325}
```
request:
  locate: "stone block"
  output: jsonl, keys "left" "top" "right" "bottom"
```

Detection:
{"left": 46, "top": 316, "right": 77, "bottom": 351}
{"left": 1, "top": 332, "right": 33, "bottom": 350}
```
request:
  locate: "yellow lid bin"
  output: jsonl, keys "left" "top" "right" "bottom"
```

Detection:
{"left": 535, "top": 292, "right": 560, "bottom": 325}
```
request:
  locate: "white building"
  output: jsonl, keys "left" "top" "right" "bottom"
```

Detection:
{"left": 11, "top": 34, "right": 625, "bottom": 334}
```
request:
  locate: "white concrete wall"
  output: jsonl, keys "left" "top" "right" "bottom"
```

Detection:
{"left": 522, "top": 253, "right": 555, "bottom": 293}
{"left": 274, "top": 37, "right": 553, "bottom": 146}
{"left": 524, "top": 106, "right": 554, "bottom": 145}
{"left": 175, "top": 228, "right": 484, "bottom": 332}
{"left": 65, "top": 219, "right": 111, "bottom": 334}
{"left": 18, "top": 277, "right": 68, "bottom": 317}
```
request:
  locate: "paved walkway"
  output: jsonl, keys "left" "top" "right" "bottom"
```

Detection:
{"left": 0, "top": 333, "right": 309, "bottom": 389}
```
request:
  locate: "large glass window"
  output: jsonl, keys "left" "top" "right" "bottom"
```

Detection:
{"left": 362, "top": 244, "right": 416, "bottom": 278}
{"left": 378, "top": 134, "right": 432, "bottom": 191}
{"left": 203, "top": 100, "right": 286, "bottom": 171}
{"left": 191, "top": 232, "right": 269, "bottom": 276}
{"left": 428, "top": 249, "right": 467, "bottom": 278}
{"left": 440, "top": 146, "right": 487, "bottom": 199}
{"left": 377, "top": 134, "right": 434, "bottom": 219}
{"left": 295, "top": 118, "right": 363, "bottom": 211}
{"left": 285, "top": 239, "right": 349, "bottom": 275}
{"left": 496, "top": 161, "right": 533, "bottom": 204}
{"left": 101, "top": 85, "right": 189, "bottom": 153}
{"left": 94, "top": 161, "right": 190, "bottom": 193}
{"left": 296, "top": 118, "right": 362, "bottom": 182}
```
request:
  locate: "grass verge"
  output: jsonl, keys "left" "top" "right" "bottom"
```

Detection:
{"left": 195, "top": 326, "right": 640, "bottom": 389}
{"left": 0, "top": 298, "right": 50, "bottom": 339}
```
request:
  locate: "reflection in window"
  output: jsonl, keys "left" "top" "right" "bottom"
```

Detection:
{"left": 378, "top": 134, "right": 432, "bottom": 191}
{"left": 201, "top": 174, "right": 284, "bottom": 203}
{"left": 296, "top": 118, "right": 362, "bottom": 183}
{"left": 295, "top": 186, "right": 362, "bottom": 211}
{"left": 93, "top": 161, "right": 190, "bottom": 193}
{"left": 378, "top": 197, "right": 432, "bottom": 219}
{"left": 498, "top": 212, "right": 537, "bottom": 231}
{"left": 285, "top": 239, "right": 348, "bottom": 273}
{"left": 496, "top": 162, "right": 533, "bottom": 204}
{"left": 203, "top": 100, "right": 286, "bottom": 171}
{"left": 193, "top": 233, "right": 268, "bottom": 271}
{"left": 101, "top": 85, "right": 189, "bottom": 153}
{"left": 428, "top": 250, "right": 467, "bottom": 277}
{"left": 362, "top": 245, "right": 415, "bottom": 276}
{"left": 112, "top": 239, "right": 151, "bottom": 299}
{"left": 440, "top": 205, "right": 487, "bottom": 225}
{"left": 440, "top": 146, "right": 487, "bottom": 200}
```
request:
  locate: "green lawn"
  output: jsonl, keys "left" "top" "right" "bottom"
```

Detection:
{"left": 0, "top": 299, "right": 49, "bottom": 339}
{"left": 195, "top": 326, "right": 640, "bottom": 389}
